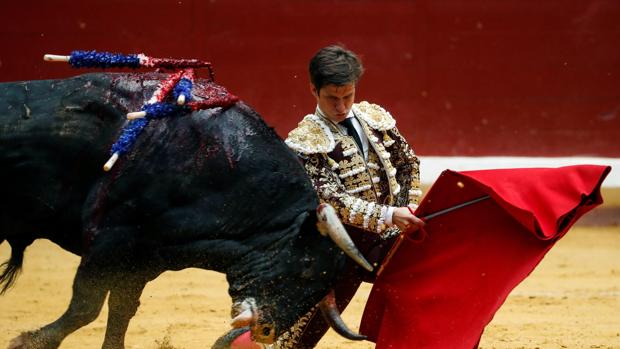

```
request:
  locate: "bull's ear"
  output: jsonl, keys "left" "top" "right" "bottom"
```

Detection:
{"left": 296, "top": 210, "right": 318, "bottom": 236}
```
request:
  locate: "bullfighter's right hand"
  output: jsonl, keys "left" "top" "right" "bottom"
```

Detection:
{"left": 392, "top": 207, "right": 425, "bottom": 234}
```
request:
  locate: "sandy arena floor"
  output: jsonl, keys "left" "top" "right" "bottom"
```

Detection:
{"left": 0, "top": 226, "right": 618, "bottom": 349}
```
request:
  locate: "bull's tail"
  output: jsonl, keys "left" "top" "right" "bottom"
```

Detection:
{"left": 0, "top": 240, "right": 27, "bottom": 295}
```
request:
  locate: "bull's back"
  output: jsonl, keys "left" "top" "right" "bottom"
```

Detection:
{"left": 1, "top": 72, "right": 316, "bottom": 252}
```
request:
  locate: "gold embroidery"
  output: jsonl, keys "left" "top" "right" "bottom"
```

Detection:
{"left": 383, "top": 131, "right": 395, "bottom": 147}
{"left": 358, "top": 119, "right": 400, "bottom": 205}
{"left": 285, "top": 115, "right": 335, "bottom": 154}
{"left": 354, "top": 101, "right": 396, "bottom": 131}
{"left": 362, "top": 190, "right": 376, "bottom": 202}
{"left": 293, "top": 103, "right": 421, "bottom": 236}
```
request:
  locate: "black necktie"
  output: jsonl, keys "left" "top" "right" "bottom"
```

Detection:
{"left": 339, "top": 118, "right": 364, "bottom": 151}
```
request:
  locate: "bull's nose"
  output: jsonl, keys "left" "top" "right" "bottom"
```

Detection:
{"left": 262, "top": 327, "right": 271, "bottom": 337}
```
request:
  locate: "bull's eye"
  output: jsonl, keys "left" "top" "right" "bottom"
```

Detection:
{"left": 262, "top": 326, "right": 271, "bottom": 336}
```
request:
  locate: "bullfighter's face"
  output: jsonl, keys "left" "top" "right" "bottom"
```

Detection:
{"left": 312, "top": 83, "right": 356, "bottom": 123}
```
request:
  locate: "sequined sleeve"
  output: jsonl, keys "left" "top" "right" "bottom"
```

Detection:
{"left": 302, "top": 153, "right": 394, "bottom": 234}
{"left": 385, "top": 127, "right": 422, "bottom": 206}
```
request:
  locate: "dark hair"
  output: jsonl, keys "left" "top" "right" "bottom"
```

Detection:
{"left": 309, "top": 45, "right": 364, "bottom": 91}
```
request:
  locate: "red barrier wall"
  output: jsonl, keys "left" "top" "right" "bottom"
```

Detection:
{"left": 1, "top": 1, "right": 618, "bottom": 156}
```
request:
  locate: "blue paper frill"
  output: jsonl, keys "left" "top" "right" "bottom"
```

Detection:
{"left": 69, "top": 50, "right": 141, "bottom": 69}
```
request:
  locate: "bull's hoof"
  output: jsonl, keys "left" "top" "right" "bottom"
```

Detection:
{"left": 8, "top": 332, "right": 32, "bottom": 349}
{"left": 7, "top": 331, "right": 58, "bottom": 349}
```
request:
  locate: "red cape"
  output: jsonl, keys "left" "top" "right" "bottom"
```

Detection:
{"left": 360, "top": 165, "right": 611, "bottom": 349}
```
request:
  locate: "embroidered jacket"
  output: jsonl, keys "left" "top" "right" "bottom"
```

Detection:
{"left": 286, "top": 101, "right": 422, "bottom": 236}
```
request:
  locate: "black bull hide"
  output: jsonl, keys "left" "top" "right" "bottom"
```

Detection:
{"left": 0, "top": 73, "right": 348, "bottom": 348}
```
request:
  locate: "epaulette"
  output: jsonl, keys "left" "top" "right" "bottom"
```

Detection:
{"left": 285, "top": 114, "right": 335, "bottom": 155}
{"left": 354, "top": 101, "right": 396, "bottom": 131}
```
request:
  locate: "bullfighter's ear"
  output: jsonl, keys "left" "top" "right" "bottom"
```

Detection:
{"left": 310, "top": 84, "right": 319, "bottom": 98}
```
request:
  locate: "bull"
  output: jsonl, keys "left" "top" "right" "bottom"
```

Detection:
{"left": 0, "top": 73, "right": 371, "bottom": 348}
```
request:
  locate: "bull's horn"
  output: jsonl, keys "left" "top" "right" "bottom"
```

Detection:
{"left": 230, "top": 298, "right": 257, "bottom": 328}
{"left": 319, "top": 290, "right": 367, "bottom": 341}
{"left": 316, "top": 204, "right": 373, "bottom": 272}
{"left": 230, "top": 309, "right": 254, "bottom": 328}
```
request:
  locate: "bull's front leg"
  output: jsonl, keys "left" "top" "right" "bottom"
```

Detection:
{"left": 8, "top": 266, "right": 108, "bottom": 349}
{"left": 101, "top": 280, "right": 147, "bottom": 349}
